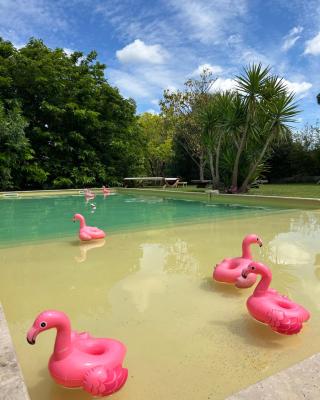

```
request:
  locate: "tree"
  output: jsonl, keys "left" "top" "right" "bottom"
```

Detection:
{"left": 160, "top": 68, "right": 216, "bottom": 180}
{"left": 0, "top": 37, "right": 143, "bottom": 189}
{"left": 138, "top": 113, "right": 173, "bottom": 176}
{"left": 238, "top": 75, "right": 299, "bottom": 192}
{"left": 0, "top": 103, "right": 32, "bottom": 189}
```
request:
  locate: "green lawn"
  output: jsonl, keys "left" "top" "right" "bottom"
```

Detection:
{"left": 163, "top": 183, "right": 319, "bottom": 199}
{"left": 248, "top": 183, "right": 320, "bottom": 199}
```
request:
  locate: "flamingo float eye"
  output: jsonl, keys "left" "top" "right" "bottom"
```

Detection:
{"left": 40, "top": 322, "right": 47, "bottom": 328}
{"left": 251, "top": 266, "right": 255, "bottom": 270}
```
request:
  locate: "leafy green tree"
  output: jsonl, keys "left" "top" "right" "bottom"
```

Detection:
{"left": 138, "top": 113, "right": 173, "bottom": 176}
{"left": 160, "top": 69, "right": 215, "bottom": 180}
{"left": 0, "top": 37, "right": 143, "bottom": 189}
{"left": 0, "top": 103, "right": 32, "bottom": 189}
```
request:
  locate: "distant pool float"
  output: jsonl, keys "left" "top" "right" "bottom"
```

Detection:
{"left": 102, "top": 185, "right": 111, "bottom": 196}
{"left": 240, "top": 262, "right": 310, "bottom": 335}
{"left": 213, "top": 234, "right": 263, "bottom": 288}
{"left": 73, "top": 213, "right": 106, "bottom": 241}
{"left": 27, "top": 310, "right": 128, "bottom": 397}
{"left": 84, "top": 189, "right": 95, "bottom": 200}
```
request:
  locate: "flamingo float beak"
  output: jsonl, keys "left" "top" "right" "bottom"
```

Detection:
{"left": 258, "top": 239, "right": 263, "bottom": 247}
{"left": 241, "top": 269, "right": 248, "bottom": 279}
{"left": 26, "top": 327, "right": 38, "bottom": 345}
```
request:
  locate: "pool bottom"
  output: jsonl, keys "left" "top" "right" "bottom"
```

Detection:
{"left": 1, "top": 209, "right": 320, "bottom": 400}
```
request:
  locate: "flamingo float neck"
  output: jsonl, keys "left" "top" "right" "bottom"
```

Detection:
{"left": 74, "top": 213, "right": 86, "bottom": 229}
{"left": 253, "top": 266, "right": 272, "bottom": 296}
{"left": 242, "top": 236, "right": 253, "bottom": 259}
{"left": 53, "top": 317, "right": 72, "bottom": 361}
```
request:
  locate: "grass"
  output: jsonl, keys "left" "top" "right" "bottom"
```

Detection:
{"left": 247, "top": 183, "right": 320, "bottom": 199}
{"left": 164, "top": 183, "right": 320, "bottom": 199}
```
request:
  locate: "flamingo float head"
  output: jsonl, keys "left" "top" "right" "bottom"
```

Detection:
{"left": 243, "top": 234, "right": 263, "bottom": 247}
{"left": 27, "top": 310, "right": 70, "bottom": 345}
{"left": 73, "top": 213, "right": 85, "bottom": 223}
{"left": 241, "top": 261, "right": 270, "bottom": 279}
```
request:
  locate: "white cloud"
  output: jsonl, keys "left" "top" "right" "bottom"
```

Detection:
{"left": 283, "top": 79, "right": 312, "bottom": 96}
{"left": 63, "top": 48, "right": 74, "bottom": 56}
{"left": 304, "top": 32, "right": 320, "bottom": 55}
{"left": 151, "top": 99, "right": 159, "bottom": 106}
{"left": 282, "top": 26, "right": 303, "bottom": 51}
{"left": 108, "top": 69, "right": 151, "bottom": 98}
{"left": 0, "top": 0, "right": 68, "bottom": 44}
{"left": 210, "top": 77, "right": 236, "bottom": 92}
{"left": 168, "top": 0, "right": 247, "bottom": 44}
{"left": 192, "top": 63, "right": 223, "bottom": 76}
{"left": 116, "top": 39, "right": 168, "bottom": 64}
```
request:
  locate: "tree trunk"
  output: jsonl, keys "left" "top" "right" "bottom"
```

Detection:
{"left": 239, "top": 133, "right": 274, "bottom": 193}
{"left": 231, "top": 130, "right": 246, "bottom": 191}
{"left": 208, "top": 151, "right": 215, "bottom": 187}
{"left": 215, "top": 133, "right": 222, "bottom": 187}
{"left": 199, "top": 153, "right": 205, "bottom": 180}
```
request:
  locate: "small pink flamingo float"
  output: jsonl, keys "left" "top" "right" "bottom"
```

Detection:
{"left": 102, "top": 185, "right": 111, "bottom": 196}
{"left": 73, "top": 213, "right": 106, "bottom": 241}
{"left": 240, "top": 262, "right": 310, "bottom": 335}
{"left": 84, "top": 189, "right": 95, "bottom": 201}
{"left": 213, "top": 234, "right": 263, "bottom": 288}
{"left": 27, "top": 310, "right": 128, "bottom": 397}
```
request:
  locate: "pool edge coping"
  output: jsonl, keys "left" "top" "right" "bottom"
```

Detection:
{"left": 225, "top": 351, "right": 320, "bottom": 399}
{"left": 0, "top": 303, "right": 30, "bottom": 400}
{"left": 0, "top": 187, "right": 319, "bottom": 208}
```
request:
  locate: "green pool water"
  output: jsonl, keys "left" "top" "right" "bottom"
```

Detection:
{"left": 0, "top": 193, "right": 278, "bottom": 246}
{"left": 1, "top": 193, "right": 320, "bottom": 400}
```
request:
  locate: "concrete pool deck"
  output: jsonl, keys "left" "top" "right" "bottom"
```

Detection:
{"left": 226, "top": 352, "right": 320, "bottom": 399}
{"left": 0, "top": 304, "right": 30, "bottom": 400}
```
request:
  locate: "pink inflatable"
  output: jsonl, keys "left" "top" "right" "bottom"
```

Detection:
{"left": 27, "top": 310, "right": 128, "bottom": 397}
{"left": 102, "top": 185, "right": 111, "bottom": 196}
{"left": 240, "top": 262, "right": 310, "bottom": 335}
{"left": 213, "top": 234, "right": 263, "bottom": 288}
{"left": 73, "top": 213, "right": 106, "bottom": 241}
{"left": 84, "top": 189, "right": 95, "bottom": 200}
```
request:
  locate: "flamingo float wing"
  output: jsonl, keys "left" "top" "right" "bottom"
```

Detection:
{"left": 83, "top": 365, "right": 128, "bottom": 397}
{"left": 266, "top": 309, "right": 303, "bottom": 335}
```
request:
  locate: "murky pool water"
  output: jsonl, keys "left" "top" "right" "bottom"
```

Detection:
{"left": 0, "top": 194, "right": 320, "bottom": 399}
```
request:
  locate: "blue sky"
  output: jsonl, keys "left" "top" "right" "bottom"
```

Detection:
{"left": 1, "top": 0, "right": 320, "bottom": 127}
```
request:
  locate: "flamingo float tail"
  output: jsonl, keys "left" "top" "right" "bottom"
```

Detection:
{"left": 83, "top": 365, "right": 128, "bottom": 397}
{"left": 266, "top": 309, "right": 303, "bottom": 335}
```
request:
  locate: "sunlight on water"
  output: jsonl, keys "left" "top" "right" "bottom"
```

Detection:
{"left": 0, "top": 195, "right": 320, "bottom": 399}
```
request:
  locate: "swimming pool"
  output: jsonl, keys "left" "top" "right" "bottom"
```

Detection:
{"left": 1, "top": 193, "right": 320, "bottom": 399}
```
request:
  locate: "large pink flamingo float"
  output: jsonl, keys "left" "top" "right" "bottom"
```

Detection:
{"left": 240, "top": 262, "right": 310, "bottom": 335}
{"left": 73, "top": 213, "right": 106, "bottom": 241}
{"left": 27, "top": 310, "right": 128, "bottom": 397}
{"left": 213, "top": 234, "right": 263, "bottom": 288}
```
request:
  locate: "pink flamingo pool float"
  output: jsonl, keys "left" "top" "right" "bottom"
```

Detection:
{"left": 102, "top": 186, "right": 111, "bottom": 196}
{"left": 84, "top": 189, "right": 95, "bottom": 200}
{"left": 73, "top": 213, "right": 106, "bottom": 241}
{"left": 240, "top": 262, "right": 310, "bottom": 335}
{"left": 213, "top": 234, "right": 263, "bottom": 288}
{"left": 27, "top": 310, "right": 128, "bottom": 397}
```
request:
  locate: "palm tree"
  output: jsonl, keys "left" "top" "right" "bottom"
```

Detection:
{"left": 231, "top": 64, "right": 270, "bottom": 192}
{"left": 239, "top": 78, "right": 299, "bottom": 192}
